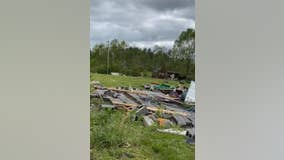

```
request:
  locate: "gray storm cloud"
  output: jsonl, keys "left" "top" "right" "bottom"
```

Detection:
{"left": 90, "top": 0, "right": 195, "bottom": 48}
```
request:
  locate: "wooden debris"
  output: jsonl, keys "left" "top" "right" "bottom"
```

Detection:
{"left": 124, "top": 92, "right": 144, "bottom": 105}
{"left": 146, "top": 106, "right": 188, "bottom": 116}
{"left": 157, "top": 118, "right": 172, "bottom": 127}
{"left": 172, "top": 115, "right": 192, "bottom": 127}
{"left": 112, "top": 101, "right": 137, "bottom": 107}
{"left": 155, "top": 94, "right": 182, "bottom": 104}
{"left": 111, "top": 101, "right": 138, "bottom": 111}
{"left": 107, "top": 87, "right": 148, "bottom": 95}
{"left": 136, "top": 106, "right": 149, "bottom": 117}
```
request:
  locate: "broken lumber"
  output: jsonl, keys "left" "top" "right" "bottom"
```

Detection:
{"left": 107, "top": 87, "right": 148, "bottom": 95}
{"left": 146, "top": 106, "right": 188, "bottom": 116}
{"left": 110, "top": 101, "right": 138, "bottom": 111}
{"left": 155, "top": 94, "right": 182, "bottom": 104}
{"left": 136, "top": 106, "right": 149, "bottom": 117}
{"left": 112, "top": 101, "right": 137, "bottom": 107}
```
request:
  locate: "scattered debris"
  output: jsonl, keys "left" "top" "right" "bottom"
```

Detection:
{"left": 143, "top": 116, "right": 155, "bottom": 126}
{"left": 136, "top": 106, "right": 149, "bottom": 117}
{"left": 185, "top": 128, "right": 195, "bottom": 144}
{"left": 157, "top": 118, "right": 172, "bottom": 128}
{"left": 171, "top": 115, "right": 192, "bottom": 127}
{"left": 186, "top": 128, "right": 195, "bottom": 137}
{"left": 184, "top": 81, "right": 195, "bottom": 104}
{"left": 101, "top": 104, "right": 116, "bottom": 109}
{"left": 148, "top": 114, "right": 157, "bottom": 122}
{"left": 157, "top": 128, "right": 187, "bottom": 136}
{"left": 169, "top": 90, "right": 179, "bottom": 98}
{"left": 146, "top": 106, "right": 189, "bottom": 116}
{"left": 91, "top": 82, "right": 195, "bottom": 144}
{"left": 144, "top": 84, "right": 151, "bottom": 90}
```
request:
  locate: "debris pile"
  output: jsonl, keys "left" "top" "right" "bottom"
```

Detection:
{"left": 91, "top": 82, "right": 195, "bottom": 144}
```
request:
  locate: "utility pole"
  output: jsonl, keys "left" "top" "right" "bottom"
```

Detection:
{"left": 107, "top": 40, "right": 110, "bottom": 74}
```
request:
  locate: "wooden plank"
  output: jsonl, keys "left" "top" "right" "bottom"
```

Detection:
{"left": 155, "top": 94, "right": 182, "bottom": 104}
{"left": 107, "top": 87, "right": 148, "bottom": 95}
{"left": 146, "top": 106, "right": 188, "bottom": 116}
{"left": 111, "top": 101, "right": 188, "bottom": 116}
{"left": 112, "top": 101, "right": 137, "bottom": 107}
{"left": 108, "top": 87, "right": 182, "bottom": 104}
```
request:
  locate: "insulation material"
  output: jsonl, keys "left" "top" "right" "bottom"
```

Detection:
{"left": 185, "top": 81, "right": 195, "bottom": 103}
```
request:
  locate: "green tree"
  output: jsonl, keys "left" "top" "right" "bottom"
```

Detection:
{"left": 172, "top": 28, "right": 195, "bottom": 80}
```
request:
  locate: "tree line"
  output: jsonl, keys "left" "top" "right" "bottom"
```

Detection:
{"left": 90, "top": 28, "right": 195, "bottom": 81}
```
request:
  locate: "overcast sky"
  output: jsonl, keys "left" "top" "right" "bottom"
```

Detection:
{"left": 90, "top": 0, "right": 195, "bottom": 49}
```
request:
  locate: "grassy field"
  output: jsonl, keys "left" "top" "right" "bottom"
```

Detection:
{"left": 90, "top": 73, "right": 188, "bottom": 89}
{"left": 90, "top": 73, "right": 194, "bottom": 160}
{"left": 90, "top": 109, "right": 195, "bottom": 160}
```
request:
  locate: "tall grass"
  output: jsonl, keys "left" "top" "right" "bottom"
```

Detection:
{"left": 90, "top": 108, "right": 194, "bottom": 160}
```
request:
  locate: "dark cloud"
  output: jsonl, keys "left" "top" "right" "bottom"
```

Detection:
{"left": 134, "top": 0, "right": 195, "bottom": 12}
{"left": 90, "top": 0, "right": 195, "bottom": 48}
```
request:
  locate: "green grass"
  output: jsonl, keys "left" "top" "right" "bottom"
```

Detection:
{"left": 90, "top": 73, "right": 188, "bottom": 89}
{"left": 90, "top": 108, "right": 195, "bottom": 160}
